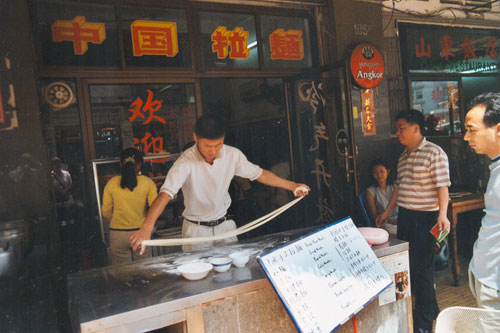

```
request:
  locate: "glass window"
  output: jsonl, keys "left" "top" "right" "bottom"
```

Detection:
{"left": 32, "top": 0, "right": 120, "bottom": 67}
{"left": 411, "top": 80, "right": 460, "bottom": 136}
{"left": 89, "top": 83, "right": 196, "bottom": 158}
{"left": 260, "top": 15, "right": 312, "bottom": 68}
{"left": 199, "top": 11, "right": 258, "bottom": 69}
{"left": 201, "top": 78, "right": 293, "bottom": 234}
{"left": 462, "top": 76, "right": 500, "bottom": 107}
{"left": 120, "top": 5, "right": 191, "bottom": 68}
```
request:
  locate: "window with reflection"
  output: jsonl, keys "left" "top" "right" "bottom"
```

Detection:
{"left": 89, "top": 83, "right": 196, "bottom": 158}
{"left": 31, "top": 0, "right": 120, "bottom": 67}
{"left": 120, "top": 5, "right": 191, "bottom": 68}
{"left": 261, "top": 15, "right": 313, "bottom": 68}
{"left": 411, "top": 80, "right": 460, "bottom": 136}
{"left": 199, "top": 11, "right": 258, "bottom": 69}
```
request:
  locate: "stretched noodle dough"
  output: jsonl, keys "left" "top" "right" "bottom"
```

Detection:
{"left": 141, "top": 195, "right": 305, "bottom": 249}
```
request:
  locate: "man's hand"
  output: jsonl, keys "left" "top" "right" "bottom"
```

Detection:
{"left": 293, "top": 184, "right": 310, "bottom": 197}
{"left": 437, "top": 213, "right": 450, "bottom": 233}
{"left": 130, "top": 227, "right": 153, "bottom": 255}
{"left": 129, "top": 192, "right": 172, "bottom": 255}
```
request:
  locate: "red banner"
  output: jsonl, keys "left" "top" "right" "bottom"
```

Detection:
{"left": 361, "top": 89, "right": 376, "bottom": 136}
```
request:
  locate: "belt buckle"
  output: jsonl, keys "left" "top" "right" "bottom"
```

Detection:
{"left": 208, "top": 221, "right": 216, "bottom": 227}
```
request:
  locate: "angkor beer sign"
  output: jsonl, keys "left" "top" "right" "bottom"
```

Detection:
{"left": 350, "top": 43, "right": 385, "bottom": 89}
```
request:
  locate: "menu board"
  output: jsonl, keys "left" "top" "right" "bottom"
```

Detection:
{"left": 258, "top": 217, "right": 392, "bottom": 333}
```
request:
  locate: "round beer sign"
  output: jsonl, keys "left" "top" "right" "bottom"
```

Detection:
{"left": 350, "top": 43, "right": 385, "bottom": 89}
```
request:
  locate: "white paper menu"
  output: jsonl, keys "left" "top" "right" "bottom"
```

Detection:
{"left": 258, "top": 217, "right": 392, "bottom": 333}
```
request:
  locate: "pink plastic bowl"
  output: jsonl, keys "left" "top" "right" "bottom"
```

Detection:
{"left": 358, "top": 227, "right": 389, "bottom": 246}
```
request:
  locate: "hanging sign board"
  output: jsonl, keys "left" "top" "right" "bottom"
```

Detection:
{"left": 258, "top": 217, "right": 392, "bottom": 332}
{"left": 350, "top": 43, "right": 385, "bottom": 89}
{"left": 361, "top": 89, "right": 377, "bottom": 136}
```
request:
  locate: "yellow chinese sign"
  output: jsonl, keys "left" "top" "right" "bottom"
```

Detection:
{"left": 131, "top": 20, "right": 178, "bottom": 57}
{"left": 51, "top": 16, "right": 106, "bottom": 55}
{"left": 269, "top": 29, "right": 304, "bottom": 60}
{"left": 211, "top": 26, "right": 250, "bottom": 59}
{"left": 361, "top": 89, "right": 376, "bottom": 136}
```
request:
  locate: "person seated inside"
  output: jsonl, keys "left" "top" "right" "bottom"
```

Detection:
{"left": 365, "top": 158, "right": 398, "bottom": 236}
{"left": 51, "top": 157, "right": 75, "bottom": 227}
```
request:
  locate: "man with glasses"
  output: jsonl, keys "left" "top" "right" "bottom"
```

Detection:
{"left": 378, "top": 109, "right": 451, "bottom": 333}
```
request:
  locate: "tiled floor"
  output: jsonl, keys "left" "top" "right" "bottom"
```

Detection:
{"left": 431, "top": 253, "right": 478, "bottom": 332}
{"left": 435, "top": 261, "right": 477, "bottom": 310}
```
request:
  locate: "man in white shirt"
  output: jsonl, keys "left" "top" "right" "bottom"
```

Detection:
{"left": 130, "top": 114, "right": 309, "bottom": 252}
{"left": 463, "top": 93, "right": 500, "bottom": 328}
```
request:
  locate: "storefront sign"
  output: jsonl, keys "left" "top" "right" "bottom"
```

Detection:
{"left": 360, "top": 89, "right": 376, "bottom": 136}
{"left": 270, "top": 29, "right": 304, "bottom": 60}
{"left": 211, "top": 26, "right": 250, "bottom": 59}
{"left": 131, "top": 21, "right": 178, "bottom": 57}
{"left": 127, "top": 89, "right": 195, "bottom": 161}
{"left": 51, "top": 16, "right": 106, "bottom": 55}
{"left": 399, "top": 23, "right": 500, "bottom": 73}
{"left": 350, "top": 43, "right": 385, "bottom": 89}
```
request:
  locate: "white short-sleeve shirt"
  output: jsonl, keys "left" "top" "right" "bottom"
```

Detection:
{"left": 160, "top": 144, "right": 263, "bottom": 221}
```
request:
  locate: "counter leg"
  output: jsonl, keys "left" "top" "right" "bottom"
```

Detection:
{"left": 450, "top": 211, "right": 460, "bottom": 286}
{"left": 185, "top": 305, "right": 205, "bottom": 333}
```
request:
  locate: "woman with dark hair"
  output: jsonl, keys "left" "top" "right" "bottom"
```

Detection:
{"left": 365, "top": 158, "right": 398, "bottom": 235}
{"left": 102, "top": 148, "right": 158, "bottom": 265}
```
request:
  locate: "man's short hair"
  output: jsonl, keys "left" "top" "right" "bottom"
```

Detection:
{"left": 396, "top": 109, "right": 425, "bottom": 134}
{"left": 195, "top": 114, "right": 226, "bottom": 139}
{"left": 468, "top": 92, "right": 500, "bottom": 128}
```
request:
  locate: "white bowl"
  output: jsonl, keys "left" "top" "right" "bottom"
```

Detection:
{"left": 229, "top": 252, "right": 250, "bottom": 267}
{"left": 177, "top": 262, "right": 213, "bottom": 281}
{"left": 210, "top": 257, "right": 232, "bottom": 273}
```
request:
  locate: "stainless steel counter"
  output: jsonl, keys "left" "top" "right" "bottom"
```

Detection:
{"left": 68, "top": 227, "right": 408, "bottom": 332}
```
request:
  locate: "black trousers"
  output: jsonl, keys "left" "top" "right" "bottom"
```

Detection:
{"left": 397, "top": 207, "right": 440, "bottom": 331}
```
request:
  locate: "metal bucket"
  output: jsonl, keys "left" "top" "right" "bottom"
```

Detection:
{"left": 0, "top": 226, "right": 24, "bottom": 277}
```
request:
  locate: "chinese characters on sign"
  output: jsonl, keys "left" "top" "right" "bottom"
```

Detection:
{"left": 360, "top": 89, "right": 376, "bottom": 136}
{"left": 258, "top": 218, "right": 392, "bottom": 333}
{"left": 127, "top": 89, "right": 194, "bottom": 159}
{"left": 417, "top": 35, "right": 498, "bottom": 61}
{"left": 131, "top": 20, "right": 178, "bottom": 57}
{"left": 300, "top": 80, "right": 333, "bottom": 223}
{"left": 51, "top": 16, "right": 106, "bottom": 55}
{"left": 270, "top": 29, "right": 304, "bottom": 60}
{"left": 50, "top": 16, "right": 306, "bottom": 62}
{"left": 129, "top": 89, "right": 166, "bottom": 125}
{"left": 401, "top": 23, "right": 500, "bottom": 73}
{"left": 211, "top": 26, "right": 250, "bottom": 59}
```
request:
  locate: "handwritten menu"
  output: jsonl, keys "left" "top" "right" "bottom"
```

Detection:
{"left": 258, "top": 217, "right": 392, "bottom": 333}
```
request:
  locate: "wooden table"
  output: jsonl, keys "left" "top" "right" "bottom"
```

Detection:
{"left": 447, "top": 194, "right": 485, "bottom": 286}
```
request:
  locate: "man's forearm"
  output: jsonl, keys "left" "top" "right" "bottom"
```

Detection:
{"left": 142, "top": 192, "right": 171, "bottom": 231}
{"left": 256, "top": 170, "right": 295, "bottom": 191}
{"left": 437, "top": 186, "right": 449, "bottom": 216}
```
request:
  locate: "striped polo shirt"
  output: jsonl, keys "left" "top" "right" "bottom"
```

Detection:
{"left": 396, "top": 138, "right": 451, "bottom": 211}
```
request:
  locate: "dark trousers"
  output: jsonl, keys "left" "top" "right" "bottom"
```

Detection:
{"left": 397, "top": 207, "right": 439, "bottom": 331}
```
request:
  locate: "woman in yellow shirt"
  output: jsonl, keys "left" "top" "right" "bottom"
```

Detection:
{"left": 102, "top": 148, "right": 158, "bottom": 265}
